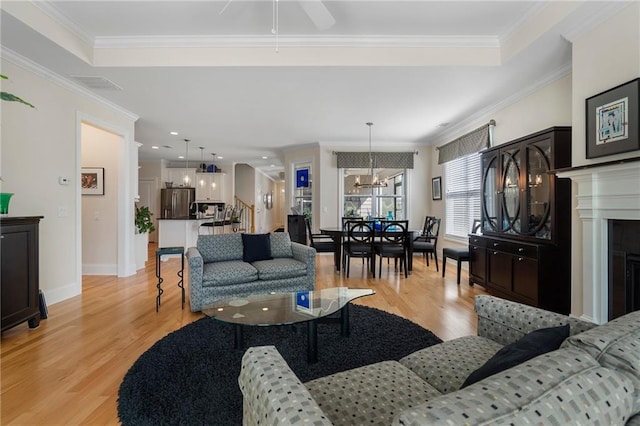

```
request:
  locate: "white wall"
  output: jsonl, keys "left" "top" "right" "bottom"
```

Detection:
{"left": 1, "top": 57, "right": 137, "bottom": 305}
{"left": 81, "top": 123, "right": 119, "bottom": 274}
{"left": 571, "top": 2, "right": 640, "bottom": 168}
{"left": 568, "top": 2, "right": 640, "bottom": 318}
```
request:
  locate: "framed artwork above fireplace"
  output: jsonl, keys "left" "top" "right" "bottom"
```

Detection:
{"left": 586, "top": 78, "right": 640, "bottom": 159}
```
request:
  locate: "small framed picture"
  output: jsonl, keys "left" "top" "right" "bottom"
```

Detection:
{"left": 296, "top": 169, "right": 309, "bottom": 188}
{"left": 432, "top": 176, "right": 442, "bottom": 200}
{"left": 586, "top": 78, "right": 639, "bottom": 159}
{"left": 81, "top": 167, "right": 105, "bottom": 195}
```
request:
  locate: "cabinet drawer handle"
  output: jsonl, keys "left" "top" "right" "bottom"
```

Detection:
{"left": 493, "top": 251, "right": 498, "bottom": 255}
{"left": 518, "top": 248, "right": 524, "bottom": 253}
{"left": 518, "top": 257, "right": 524, "bottom": 261}
{"left": 493, "top": 243, "right": 499, "bottom": 247}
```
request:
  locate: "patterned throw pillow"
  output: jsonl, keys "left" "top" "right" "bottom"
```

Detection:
{"left": 461, "top": 324, "right": 570, "bottom": 388}
{"left": 241, "top": 233, "right": 273, "bottom": 263}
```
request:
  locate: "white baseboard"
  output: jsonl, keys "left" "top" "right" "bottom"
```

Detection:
{"left": 41, "top": 281, "right": 81, "bottom": 306}
{"left": 82, "top": 263, "right": 118, "bottom": 275}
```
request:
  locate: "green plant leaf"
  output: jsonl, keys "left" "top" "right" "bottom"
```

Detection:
{"left": 135, "top": 205, "right": 156, "bottom": 234}
{"left": 1, "top": 91, "right": 35, "bottom": 108}
{"left": 1, "top": 75, "right": 35, "bottom": 108}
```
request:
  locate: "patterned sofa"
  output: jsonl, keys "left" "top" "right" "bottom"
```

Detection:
{"left": 186, "top": 232, "right": 316, "bottom": 312}
{"left": 239, "top": 295, "right": 640, "bottom": 425}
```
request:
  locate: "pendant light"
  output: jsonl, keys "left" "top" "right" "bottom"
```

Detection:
{"left": 183, "top": 139, "right": 191, "bottom": 186}
{"left": 199, "top": 146, "right": 207, "bottom": 173}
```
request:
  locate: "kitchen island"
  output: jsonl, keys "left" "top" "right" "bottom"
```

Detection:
{"left": 157, "top": 217, "right": 217, "bottom": 256}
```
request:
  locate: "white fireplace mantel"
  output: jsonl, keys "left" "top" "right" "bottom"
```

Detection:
{"left": 558, "top": 161, "right": 640, "bottom": 324}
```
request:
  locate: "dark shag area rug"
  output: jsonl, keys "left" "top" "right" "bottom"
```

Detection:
{"left": 118, "top": 305, "right": 442, "bottom": 425}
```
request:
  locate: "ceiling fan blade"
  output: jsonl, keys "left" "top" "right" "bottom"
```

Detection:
{"left": 299, "top": 0, "right": 336, "bottom": 30}
{"left": 219, "top": 0, "right": 234, "bottom": 15}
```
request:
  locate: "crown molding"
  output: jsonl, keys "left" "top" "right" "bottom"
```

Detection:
{"left": 1, "top": 48, "right": 138, "bottom": 121}
{"left": 430, "top": 62, "right": 572, "bottom": 146}
{"left": 94, "top": 34, "right": 500, "bottom": 49}
{"left": 498, "top": 1, "right": 550, "bottom": 45}
{"left": 31, "top": 0, "right": 95, "bottom": 47}
{"left": 560, "top": 1, "right": 634, "bottom": 42}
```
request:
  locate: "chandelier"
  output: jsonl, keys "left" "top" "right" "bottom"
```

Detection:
{"left": 354, "top": 122, "right": 388, "bottom": 189}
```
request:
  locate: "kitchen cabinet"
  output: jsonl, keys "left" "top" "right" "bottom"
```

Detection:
{"left": 195, "top": 172, "right": 224, "bottom": 201}
{"left": 166, "top": 168, "right": 197, "bottom": 189}
{"left": 1, "top": 216, "right": 43, "bottom": 331}
{"left": 470, "top": 127, "right": 572, "bottom": 314}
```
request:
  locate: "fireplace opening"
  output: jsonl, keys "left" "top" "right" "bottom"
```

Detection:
{"left": 608, "top": 220, "right": 640, "bottom": 320}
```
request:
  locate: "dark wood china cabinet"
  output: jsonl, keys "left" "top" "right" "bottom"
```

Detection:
{"left": 1, "top": 216, "right": 43, "bottom": 331}
{"left": 469, "top": 127, "right": 572, "bottom": 314}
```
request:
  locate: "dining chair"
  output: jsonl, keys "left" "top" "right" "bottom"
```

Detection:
{"left": 442, "top": 219, "right": 481, "bottom": 284}
{"left": 374, "top": 220, "right": 409, "bottom": 278}
{"left": 305, "top": 217, "right": 335, "bottom": 253}
{"left": 344, "top": 220, "right": 376, "bottom": 278}
{"left": 341, "top": 216, "right": 364, "bottom": 270}
{"left": 412, "top": 216, "right": 441, "bottom": 271}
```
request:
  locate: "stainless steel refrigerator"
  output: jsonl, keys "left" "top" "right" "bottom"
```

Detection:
{"left": 160, "top": 188, "right": 195, "bottom": 218}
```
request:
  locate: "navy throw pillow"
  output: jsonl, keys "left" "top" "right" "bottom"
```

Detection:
{"left": 461, "top": 324, "right": 570, "bottom": 388}
{"left": 242, "top": 233, "right": 273, "bottom": 263}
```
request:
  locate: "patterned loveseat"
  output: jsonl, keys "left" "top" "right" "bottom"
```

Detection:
{"left": 186, "top": 232, "right": 316, "bottom": 312}
{"left": 239, "top": 295, "right": 640, "bottom": 425}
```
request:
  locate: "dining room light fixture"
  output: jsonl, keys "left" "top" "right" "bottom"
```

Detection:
{"left": 354, "top": 122, "right": 388, "bottom": 189}
{"left": 183, "top": 139, "right": 191, "bottom": 186}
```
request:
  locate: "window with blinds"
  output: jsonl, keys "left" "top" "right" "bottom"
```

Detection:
{"left": 444, "top": 152, "right": 481, "bottom": 238}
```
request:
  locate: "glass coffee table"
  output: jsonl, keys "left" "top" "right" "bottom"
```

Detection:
{"left": 201, "top": 287, "right": 374, "bottom": 363}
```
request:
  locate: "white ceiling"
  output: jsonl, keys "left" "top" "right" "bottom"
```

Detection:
{"left": 0, "top": 1, "right": 622, "bottom": 179}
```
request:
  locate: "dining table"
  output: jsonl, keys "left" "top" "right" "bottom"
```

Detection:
{"left": 319, "top": 226, "right": 421, "bottom": 274}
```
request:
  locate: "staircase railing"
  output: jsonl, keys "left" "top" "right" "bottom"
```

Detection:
{"left": 234, "top": 196, "right": 255, "bottom": 234}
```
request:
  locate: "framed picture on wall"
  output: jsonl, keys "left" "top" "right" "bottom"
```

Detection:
{"left": 81, "top": 167, "right": 105, "bottom": 195}
{"left": 432, "top": 176, "right": 442, "bottom": 200}
{"left": 586, "top": 78, "right": 639, "bottom": 159}
{"left": 296, "top": 169, "right": 309, "bottom": 187}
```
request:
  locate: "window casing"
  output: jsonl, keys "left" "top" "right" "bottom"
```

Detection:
{"left": 444, "top": 153, "right": 481, "bottom": 238}
{"left": 293, "top": 163, "right": 312, "bottom": 217}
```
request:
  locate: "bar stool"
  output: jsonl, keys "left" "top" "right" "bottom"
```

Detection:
{"left": 442, "top": 247, "right": 470, "bottom": 285}
{"left": 155, "top": 246, "right": 185, "bottom": 311}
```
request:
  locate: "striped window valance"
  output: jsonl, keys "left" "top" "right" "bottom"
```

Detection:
{"left": 437, "top": 120, "right": 495, "bottom": 165}
{"left": 336, "top": 152, "right": 414, "bottom": 169}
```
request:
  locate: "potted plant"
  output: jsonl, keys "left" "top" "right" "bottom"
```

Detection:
{"left": 134, "top": 205, "right": 155, "bottom": 270}
{"left": 135, "top": 205, "right": 156, "bottom": 234}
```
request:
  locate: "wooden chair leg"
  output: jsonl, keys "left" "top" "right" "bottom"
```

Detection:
{"left": 442, "top": 255, "right": 447, "bottom": 277}
{"left": 456, "top": 259, "right": 462, "bottom": 285}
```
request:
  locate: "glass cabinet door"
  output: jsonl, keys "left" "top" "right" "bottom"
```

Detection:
{"left": 481, "top": 153, "right": 499, "bottom": 232}
{"left": 525, "top": 140, "right": 552, "bottom": 239}
{"left": 501, "top": 146, "right": 521, "bottom": 234}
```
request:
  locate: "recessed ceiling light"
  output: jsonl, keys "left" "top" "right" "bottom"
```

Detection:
{"left": 217, "top": 156, "right": 223, "bottom": 159}
{"left": 270, "top": 164, "right": 275, "bottom": 168}
{"left": 170, "top": 131, "right": 178, "bottom": 135}
{"left": 178, "top": 155, "right": 184, "bottom": 159}
{"left": 151, "top": 146, "right": 159, "bottom": 149}
{"left": 262, "top": 156, "right": 268, "bottom": 160}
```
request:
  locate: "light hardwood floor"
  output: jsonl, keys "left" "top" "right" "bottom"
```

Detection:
{"left": 1, "top": 244, "right": 487, "bottom": 425}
